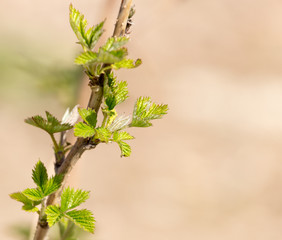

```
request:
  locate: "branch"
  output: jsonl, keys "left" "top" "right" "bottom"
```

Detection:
{"left": 33, "top": 1, "right": 133, "bottom": 239}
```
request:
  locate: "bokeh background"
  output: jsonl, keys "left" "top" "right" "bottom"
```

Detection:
{"left": 2, "top": 0, "right": 282, "bottom": 239}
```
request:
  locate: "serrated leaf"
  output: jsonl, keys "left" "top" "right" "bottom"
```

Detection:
{"left": 75, "top": 51, "right": 98, "bottom": 65}
{"left": 25, "top": 112, "right": 72, "bottom": 134}
{"left": 112, "top": 58, "right": 142, "bottom": 70}
{"left": 104, "top": 74, "right": 128, "bottom": 110}
{"left": 43, "top": 174, "right": 63, "bottom": 196}
{"left": 97, "top": 48, "right": 128, "bottom": 64}
{"left": 117, "top": 141, "right": 131, "bottom": 157}
{"left": 61, "top": 187, "right": 90, "bottom": 212}
{"left": 75, "top": 47, "right": 127, "bottom": 66}
{"left": 32, "top": 160, "right": 48, "bottom": 191}
{"left": 10, "top": 192, "right": 40, "bottom": 212}
{"left": 66, "top": 209, "right": 95, "bottom": 233}
{"left": 22, "top": 188, "right": 44, "bottom": 201}
{"left": 45, "top": 205, "right": 63, "bottom": 227}
{"left": 74, "top": 122, "right": 96, "bottom": 138}
{"left": 113, "top": 131, "right": 134, "bottom": 141}
{"left": 78, "top": 108, "right": 97, "bottom": 128}
{"left": 70, "top": 5, "right": 104, "bottom": 50}
{"left": 130, "top": 97, "right": 168, "bottom": 127}
{"left": 86, "top": 21, "right": 105, "bottom": 49}
{"left": 94, "top": 127, "right": 111, "bottom": 142}
{"left": 102, "top": 36, "right": 129, "bottom": 51}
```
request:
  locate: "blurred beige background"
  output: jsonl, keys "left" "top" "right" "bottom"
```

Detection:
{"left": 2, "top": 0, "right": 282, "bottom": 239}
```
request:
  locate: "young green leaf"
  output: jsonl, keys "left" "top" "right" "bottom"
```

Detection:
{"left": 117, "top": 141, "right": 132, "bottom": 157}
{"left": 74, "top": 51, "right": 98, "bottom": 65}
{"left": 98, "top": 48, "right": 128, "bottom": 64}
{"left": 22, "top": 188, "right": 44, "bottom": 201}
{"left": 74, "top": 122, "right": 96, "bottom": 138}
{"left": 113, "top": 131, "right": 134, "bottom": 141}
{"left": 78, "top": 108, "right": 97, "bottom": 128}
{"left": 85, "top": 21, "right": 105, "bottom": 50}
{"left": 112, "top": 58, "right": 142, "bottom": 70}
{"left": 10, "top": 192, "right": 40, "bottom": 212}
{"left": 66, "top": 209, "right": 95, "bottom": 233}
{"left": 102, "top": 36, "right": 129, "bottom": 51}
{"left": 104, "top": 73, "right": 128, "bottom": 110}
{"left": 75, "top": 47, "right": 127, "bottom": 66}
{"left": 60, "top": 187, "right": 90, "bottom": 212}
{"left": 32, "top": 160, "right": 48, "bottom": 191}
{"left": 69, "top": 4, "right": 104, "bottom": 50}
{"left": 112, "top": 131, "right": 133, "bottom": 157}
{"left": 25, "top": 112, "right": 72, "bottom": 134}
{"left": 130, "top": 97, "right": 168, "bottom": 127}
{"left": 43, "top": 174, "right": 64, "bottom": 196}
{"left": 94, "top": 127, "right": 112, "bottom": 142}
{"left": 45, "top": 205, "right": 63, "bottom": 227}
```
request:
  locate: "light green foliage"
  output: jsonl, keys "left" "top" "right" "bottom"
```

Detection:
{"left": 78, "top": 108, "right": 97, "bottom": 128}
{"left": 10, "top": 192, "right": 40, "bottom": 212}
{"left": 74, "top": 108, "right": 97, "bottom": 138}
{"left": 69, "top": 4, "right": 104, "bottom": 50}
{"left": 70, "top": 5, "right": 141, "bottom": 78}
{"left": 116, "top": 141, "right": 131, "bottom": 157}
{"left": 131, "top": 97, "right": 168, "bottom": 127}
{"left": 113, "top": 131, "right": 134, "bottom": 157}
{"left": 112, "top": 58, "right": 142, "bottom": 70}
{"left": 74, "top": 122, "right": 96, "bottom": 138}
{"left": 93, "top": 127, "right": 112, "bottom": 142}
{"left": 25, "top": 111, "right": 72, "bottom": 134}
{"left": 60, "top": 187, "right": 90, "bottom": 212}
{"left": 102, "top": 36, "right": 129, "bottom": 51}
{"left": 10, "top": 160, "right": 63, "bottom": 210}
{"left": 45, "top": 187, "right": 94, "bottom": 233}
{"left": 104, "top": 73, "right": 129, "bottom": 110}
{"left": 32, "top": 161, "right": 48, "bottom": 191}
{"left": 75, "top": 48, "right": 127, "bottom": 66}
{"left": 66, "top": 209, "right": 95, "bottom": 233}
{"left": 45, "top": 205, "right": 63, "bottom": 227}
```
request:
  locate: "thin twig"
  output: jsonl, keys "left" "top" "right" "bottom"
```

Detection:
{"left": 32, "top": 1, "right": 133, "bottom": 239}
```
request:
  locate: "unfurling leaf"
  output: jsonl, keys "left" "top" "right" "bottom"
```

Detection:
{"left": 69, "top": 4, "right": 104, "bottom": 50}
{"left": 112, "top": 131, "right": 133, "bottom": 157}
{"left": 117, "top": 141, "right": 131, "bottom": 157}
{"left": 112, "top": 58, "right": 142, "bottom": 70}
{"left": 104, "top": 73, "right": 128, "bottom": 110}
{"left": 108, "top": 115, "right": 131, "bottom": 132}
{"left": 130, "top": 97, "right": 168, "bottom": 127}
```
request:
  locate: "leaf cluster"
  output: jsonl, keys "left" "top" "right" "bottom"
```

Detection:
{"left": 45, "top": 187, "right": 95, "bottom": 233}
{"left": 70, "top": 5, "right": 141, "bottom": 77}
{"left": 10, "top": 161, "right": 63, "bottom": 212}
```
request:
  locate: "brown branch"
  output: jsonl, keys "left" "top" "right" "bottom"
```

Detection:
{"left": 113, "top": 0, "right": 133, "bottom": 37}
{"left": 33, "top": 1, "right": 133, "bottom": 239}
